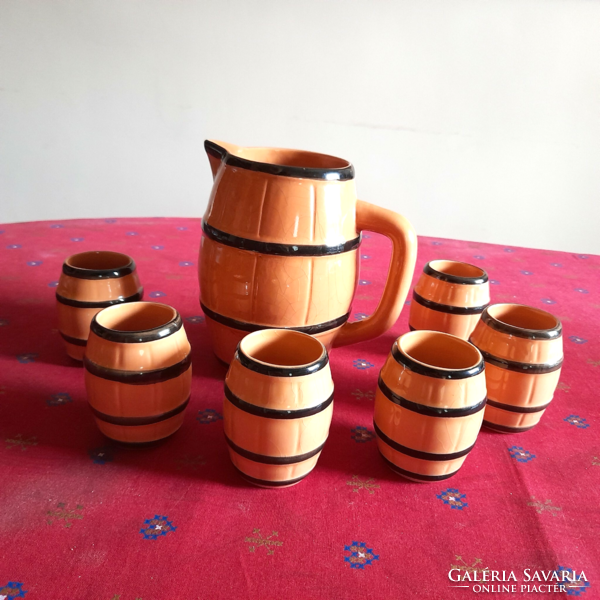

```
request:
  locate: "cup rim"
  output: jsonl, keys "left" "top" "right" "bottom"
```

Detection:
{"left": 90, "top": 301, "right": 181, "bottom": 343}
{"left": 63, "top": 251, "right": 135, "bottom": 280}
{"left": 482, "top": 303, "right": 562, "bottom": 340}
{"left": 425, "top": 260, "right": 488, "bottom": 285}
{"left": 393, "top": 330, "right": 484, "bottom": 379}
{"left": 238, "top": 329, "right": 328, "bottom": 377}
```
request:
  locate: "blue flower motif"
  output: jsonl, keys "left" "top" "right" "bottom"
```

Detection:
{"left": 17, "top": 353, "right": 38, "bottom": 364}
{"left": 50, "top": 224, "right": 64, "bottom": 229}
{"left": 197, "top": 409, "right": 223, "bottom": 424}
{"left": 351, "top": 426, "right": 374, "bottom": 443}
{"left": 344, "top": 541, "right": 379, "bottom": 569}
{"left": 0, "top": 581, "right": 28, "bottom": 598}
{"left": 186, "top": 315, "right": 205, "bottom": 324}
{"left": 140, "top": 515, "right": 176, "bottom": 540}
{"left": 7, "top": 244, "right": 21, "bottom": 249}
{"left": 149, "top": 291, "right": 166, "bottom": 298}
{"left": 574, "top": 254, "right": 589, "bottom": 260}
{"left": 353, "top": 359, "right": 374, "bottom": 370}
{"left": 504, "top": 248, "right": 515, "bottom": 253}
{"left": 71, "top": 237, "right": 84, "bottom": 242}
{"left": 361, "top": 254, "right": 371, "bottom": 259}
{"left": 27, "top": 261, "right": 42, "bottom": 266}
{"left": 353, "top": 312, "right": 369, "bottom": 321}
{"left": 508, "top": 446, "right": 536, "bottom": 463}
{"left": 151, "top": 245, "right": 164, "bottom": 250}
{"left": 404, "top": 300, "right": 411, "bottom": 305}
{"left": 490, "top": 280, "right": 500, "bottom": 285}
{"left": 0, "top": 318, "right": 9, "bottom": 327}
{"left": 564, "top": 415, "right": 590, "bottom": 429}
{"left": 554, "top": 566, "right": 591, "bottom": 596}
{"left": 105, "top": 218, "right": 117, "bottom": 223}
{"left": 437, "top": 488, "right": 468, "bottom": 510}
{"left": 541, "top": 298, "right": 556, "bottom": 305}
{"left": 358, "top": 280, "right": 371, "bottom": 286}
{"left": 574, "top": 288, "right": 589, "bottom": 294}
{"left": 126, "top": 231, "right": 138, "bottom": 236}
{"left": 551, "top": 263, "right": 563, "bottom": 268}
{"left": 179, "top": 261, "right": 194, "bottom": 267}
{"left": 569, "top": 336, "right": 587, "bottom": 344}
{"left": 473, "top": 255, "right": 485, "bottom": 260}
{"left": 521, "top": 270, "right": 533, "bottom": 276}
{"left": 47, "top": 393, "right": 72, "bottom": 407}
{"left": 362, "top": 234, "right": 371, "bottom": 239}
{"left": 176, "top": 226, "right": 188, "bottom": 231}
{"left": 89, "top": 446, "right": 114, "bottom": 465}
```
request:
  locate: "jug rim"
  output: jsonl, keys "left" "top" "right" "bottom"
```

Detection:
{"left": 205, "top": 140, "right": 355, "bottom": 181}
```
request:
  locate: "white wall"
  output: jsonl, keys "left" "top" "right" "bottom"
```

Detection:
{"left": 1, "top": 0, "right": 599, "bottom": 253}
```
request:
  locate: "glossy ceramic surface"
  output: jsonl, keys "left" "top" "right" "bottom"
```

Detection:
{"left": 56, "top": 251, "right": 143, "bottom": 360}
{"left": 199, "top": 140, "right": 417, "bottom": 364}
{"left": 84, "top": 302, "right": 191, "bottom": 443}
{"left": 409, "top": 260, "right": 490, "bottom": 340}
{"left": 469, "top": 304, "right": 563, "bottom": 433}
{"left": 374, "top": 330, "right": 486, "bottom": 481}
{"left": 223, "top": 329, "right": 334, "bottom": 487}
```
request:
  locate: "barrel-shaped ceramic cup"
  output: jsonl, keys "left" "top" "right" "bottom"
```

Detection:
{"left": 374, "top": 330, "right": 486, "bottom": 482}
{"left": 56, "top": 251, "right": 143, "bottom": 360}
{"left": 84, "top": 302, "right": 191, "bottom": 444}
{"left": 469, "top": 304, "right": 563, "bottom": 433}
{"left": 223, "top": 329, "right": 334, "bottom": 488}
{"left": 409, "top": 260, "right": 490, "bottom": 340}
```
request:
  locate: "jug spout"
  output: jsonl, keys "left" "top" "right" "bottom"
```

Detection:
{"left": 204, "top": 140, "right": 241, "bottom": 180}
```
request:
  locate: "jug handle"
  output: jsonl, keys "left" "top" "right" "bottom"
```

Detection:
{"left": 333, "top": 200, "right": 417, "bottom": 347}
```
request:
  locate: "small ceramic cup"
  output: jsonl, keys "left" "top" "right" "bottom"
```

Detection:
{"left": 84, "top": 302, "right": 191, "bottom": 444}
{"left": 374, "top": 330, "right": 486, "bottom": 482}
{"left": 469, "top": 303, "right": 563, "bottom": 433}
{"left": 409, "top": 260, "right": 490, "bottom": 340}
{"left": 223, "top": 329, "right": 334, "bottom": 488}
{"left": 56, "top": 251, "right": 143, "bottom": 360}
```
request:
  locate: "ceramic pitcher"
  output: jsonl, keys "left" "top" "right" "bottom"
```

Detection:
{"left": 199, "top": 140, "right": 418, "bottom": 363}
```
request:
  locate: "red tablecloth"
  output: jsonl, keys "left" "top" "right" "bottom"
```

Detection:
{"left": 0, "top": 218, "right": 597, "bottom": 599}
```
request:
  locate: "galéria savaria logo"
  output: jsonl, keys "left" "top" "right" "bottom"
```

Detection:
{"left": 448, "top": 567, "right": 589, "bottom": 594}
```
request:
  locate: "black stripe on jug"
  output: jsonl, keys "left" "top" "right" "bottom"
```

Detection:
{"left": 56, "top": 288, "right": 144, "bottom": 309}
{"left": 225, "top": 434, "right": 326, "bottom": 465}
{"left": 480, "top": 306, "right": 562, "bottom": 340}
{"left": 485, "top": 398, "right": 551, "bottom": 414}
{"left": 424, "top": 261, "right": 488, "bottom": 285}
{"left": 224, "top": 384, "right": 333, "bottom": 419}
{"left": 391, "top": 344, "right": 485, "bottom": 380}
{"left": 200, "top": 302, "right": 349, "bottom": 335}
{"left": 236, "top": 346, "right": 328, "bottom": 378}
{"left": 60, "top": 332, "right": 87, "bottom": 346}
{"left": 373, "top": 422, "right": 475, "bottom": 461}
{"left": 377, "top": 376, "right": 486, "bottom": 418}
{"left": 84, "top": 353, "right": 191, "bottom": 384}
{"left": 379, "top": 453, "right": 459, "bottom": 482}
{"left": 202, "top": 221, "right": 361, "bottom": 257}
{"left": 205, "top": 139, "right": 355, "bottom": 181}
{"left": 482, "top": 421, "right": 537, "bottom": 433}
{"left": 232, "top": 465, "right": 310, "bottom": 487}
{"left": 89, "top": 395, "right": 190, "bottom": 426}
{"left": 90, "top": 311, "right": 183, "bottom": 344}
{"left": 412, "top": 291, "right": 488, "bottom": 315}
{"left": 476, "top": 349, "right": 563, "bottom": 374}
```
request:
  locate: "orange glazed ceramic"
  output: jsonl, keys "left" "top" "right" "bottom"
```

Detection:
{"left": 409, "top": 260, "right": 490, "bottom": 340}
{"left": 200, "top": 140, "right": 417, "bottom": 364}
{"left": 56, "top": 251, "right": 143, "bottom": 360}
{"left": 223, "top": 329, "right": 334, "bottom": 487}
{"left": 374, "top": 330, "right": 486, "bottom": 482}
{"left": 84, "top": 302, "right": 191, "bottom": 444}
{"left": 469, "top": 303, "right": 563, "bottom": 433}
